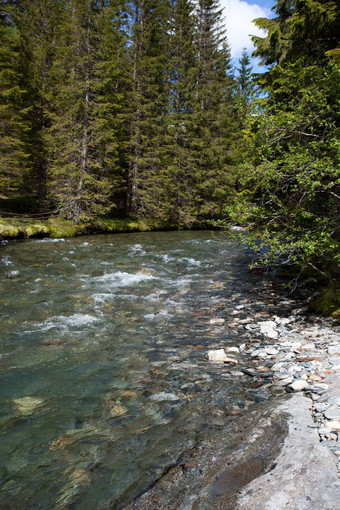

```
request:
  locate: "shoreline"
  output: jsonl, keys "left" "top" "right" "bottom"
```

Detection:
{"left": 122, "top": 281, "right": 340, "bottom": 509}
{"left": 0, "top": 216, "right": 217, "bottom": 241}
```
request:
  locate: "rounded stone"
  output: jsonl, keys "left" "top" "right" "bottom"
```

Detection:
{"left": 290, "top": 379, "right": 309, "bottom": 391}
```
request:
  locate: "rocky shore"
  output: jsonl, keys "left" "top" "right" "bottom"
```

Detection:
{"left": 125, "top": 280, "right": 340, "bottom": 509}
{"left": 217, "top": 309, "right": 340, "bottom": 477}
{"left": 221, "top": 304, "right": 340, "bottom": 509}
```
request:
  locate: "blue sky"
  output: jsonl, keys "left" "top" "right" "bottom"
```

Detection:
{"left": 221, "top": 0, "right": 275, "bottom": 70}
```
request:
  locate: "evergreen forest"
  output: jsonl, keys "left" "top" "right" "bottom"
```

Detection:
{"left": 0, "top": 0, "right": 339, "bottom": 282}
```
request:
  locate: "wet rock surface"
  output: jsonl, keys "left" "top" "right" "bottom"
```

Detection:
{"left": 237, "top": 395, "right": 340, "bottom": 510}
{"left": 123, "top": 401, "right": 288, "bottom": 510}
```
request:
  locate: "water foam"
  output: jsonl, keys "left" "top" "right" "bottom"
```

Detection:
{"left": 93, "top": 271, "right": 155, "bottom": 287}
{"left": 1, "top": 256, "right": 13, "bottom": 266}
{"left": 38, "top": 238, "right": 65, "bottom": 243}
{"left": 30, "top": 313, "right": 100, "bottom": 332}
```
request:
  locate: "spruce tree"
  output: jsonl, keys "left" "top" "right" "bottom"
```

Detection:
{"left": 236, "top": 50, "right": 254, "bottom": 101}
{"left": 127, "top": 0, "right": 170, "bottom": 219}
{"left": 0, "top": 2, "right": 31, "bottom": 201}
{"left": 164, "top": 0, "right": 199, "bottom": 225}
{"left": 192, "top": 0, "right": 235, "bottom": 218}
{"left": 90, "top": 0, "right": 131, "bottom": 212}
{"left": 46, "top": 0, "right": 123, "bottom": 221}
{"left": 16, "top": 0, "right": 64, "bottom": 208}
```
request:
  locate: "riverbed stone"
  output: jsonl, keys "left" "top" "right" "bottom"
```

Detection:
{"left": 109, "top": 404, "right": 128, "bottom": 417}
{"left": 328, "top": 345, "right": 340, "bottom": 356}
{"left": 207, "top": 349, "right": 238, "bottom": 364}
{"left": 209, "top": 318, "right": 225, "bottom": 326}
{"left": 149, "top": 392, "right": 180, "bottom": 402}
{"left": 226, "top": 347, "right": 240, "bottom": 354}
{"left": 290, "top": 379, "right": 309, "bottom": 391}
{"left": 326, "top": 420, "right": 340, "bottom": 431}
{"left": 13, "top": 396, "right": 44, "bottom": 416}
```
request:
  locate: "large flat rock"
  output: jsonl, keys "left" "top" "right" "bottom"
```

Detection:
{"left": 236, "top": 395, "right": 340, "bottom": 510}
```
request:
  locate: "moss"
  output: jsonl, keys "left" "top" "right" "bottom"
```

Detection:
{"left": 47, "top": 219, "right": 83, "bottom": 238}
{"left": 25, "top": 224, "right": 50, "bottom": 237}
{"left": 0, "top": 214, "right": 212, "bottom": 240}
{"left": 310, "top": 281, "right": 340, "bottom": 318}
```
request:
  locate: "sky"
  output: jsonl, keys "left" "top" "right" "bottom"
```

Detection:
{"left": 221, "top": 0, "right": 275, "bottom": 70}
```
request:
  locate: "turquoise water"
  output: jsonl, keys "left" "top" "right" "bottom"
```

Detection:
{"left": 0, "top": 231, "right": 262, "bottom": 508}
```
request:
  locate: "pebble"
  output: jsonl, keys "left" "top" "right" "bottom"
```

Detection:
{"left": 209, "top": 318, "right": 225, "bottom": 326}
{"left": 208, "top": 349, "right": 238, "bottom": 364}
{"left": 329, "top": 358, "right": 340, "bottom": 365}
{"left": 291, "top": 379, "right": 309, "bottom": 391}
{"left": 328, "top": 346, "right": 340, "bottom": 356}
{"left": 326, "top": 421, "right": 340, "bottom": 431}
{"left": 149, "top": 392, "right": 180, "bottom": 402}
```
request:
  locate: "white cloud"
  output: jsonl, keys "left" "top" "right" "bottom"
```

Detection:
{"left": 221, "top": 0, "right": 271, "bottom": 59}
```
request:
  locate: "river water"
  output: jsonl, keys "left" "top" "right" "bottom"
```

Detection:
{"left": 0, "top": 231, "right": 282, "bottom": 508}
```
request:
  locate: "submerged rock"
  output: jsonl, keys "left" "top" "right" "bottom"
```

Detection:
{"left": 149, "top": 392, "right": 180, "bottom": 402}
{"left": 110, "top": 404, "right": 128, "bottom": 417}
{"left": 13, "top": 396, "right": 44, "bottom": 416}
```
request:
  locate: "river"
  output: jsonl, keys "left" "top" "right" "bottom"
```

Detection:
{"left": 0, "top": 231, "right": 288, "bottom": 508}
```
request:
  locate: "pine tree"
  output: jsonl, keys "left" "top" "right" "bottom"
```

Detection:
{"left": 0, "top": 2, "right": 31, "bottom": 201}
{"left": 192, "top": 0, "right": 236, "bottom": 218}
{"left": 164, "top": 0, "right": 199, "bottom": 225}
{"left": 46, "top": 0, "right": 124, "bottom": 221}
{"left": 127, "top": 0, "right": 170, "bottom": 219}
{"left": 16, "top": 0, "right": 64, "bottom": 208}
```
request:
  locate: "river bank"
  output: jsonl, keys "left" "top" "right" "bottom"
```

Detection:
{"left": 0, "top": 216, "right": 178, "bottom": 240}
{"left": 124, "top": 277, "right": 340, "bottom": 509}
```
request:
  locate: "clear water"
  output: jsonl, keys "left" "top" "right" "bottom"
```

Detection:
{"left": 0, "top": 231, "right": 266, "bottom": 508}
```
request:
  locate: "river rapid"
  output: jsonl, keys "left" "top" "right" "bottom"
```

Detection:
{"left": 0, "top": 231, "right": 295, "bottom": 508}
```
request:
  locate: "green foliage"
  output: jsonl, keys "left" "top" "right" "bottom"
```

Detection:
{"left": 0, "top": 0, "right": 239, "bottom": 226}
{"left": 0, "top": 5, "right": 31, "bottom": 199}
{"left": 230, "top": 0, "right": 340, "bottom": 280}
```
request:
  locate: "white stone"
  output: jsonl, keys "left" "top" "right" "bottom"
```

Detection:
{"left": 319, "top": 426, "right": 332, "bottom": 435}
{"left": 265, "top": 347, "right": 279, "bottom": 355}
{"left": 209, "top": 317, "right": 225, "bottom": 326}
{"left": 301, "top": 343, "right": 316, "bottom": 351}
{"left": 291, "top": 379, "right": 309, "bottom": 391}
{"left": 328, "top": 345, "right": 340, "bottom": 356}
{"left": 276, "top": 376, "right": 294, "bottom": 386}
{"left": 239, "top": 343, "right": 246, "bottom": 352}
{"left": 324, "top": 407, "right": 340, "bottom": 420}
{"left": 226, "top": 346, "right": 240, "bottom": 354}
{"left": 207, "top": 349, "right": 238, "bottom": 364}
{"left": 274, "top": 316, "right": 291, "bottom": 326}
{"left": 259, "top": 320, "right": 277, "bottom": 331}
{"left": 326, "top": 420, "right": 340, "bottom": 431}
